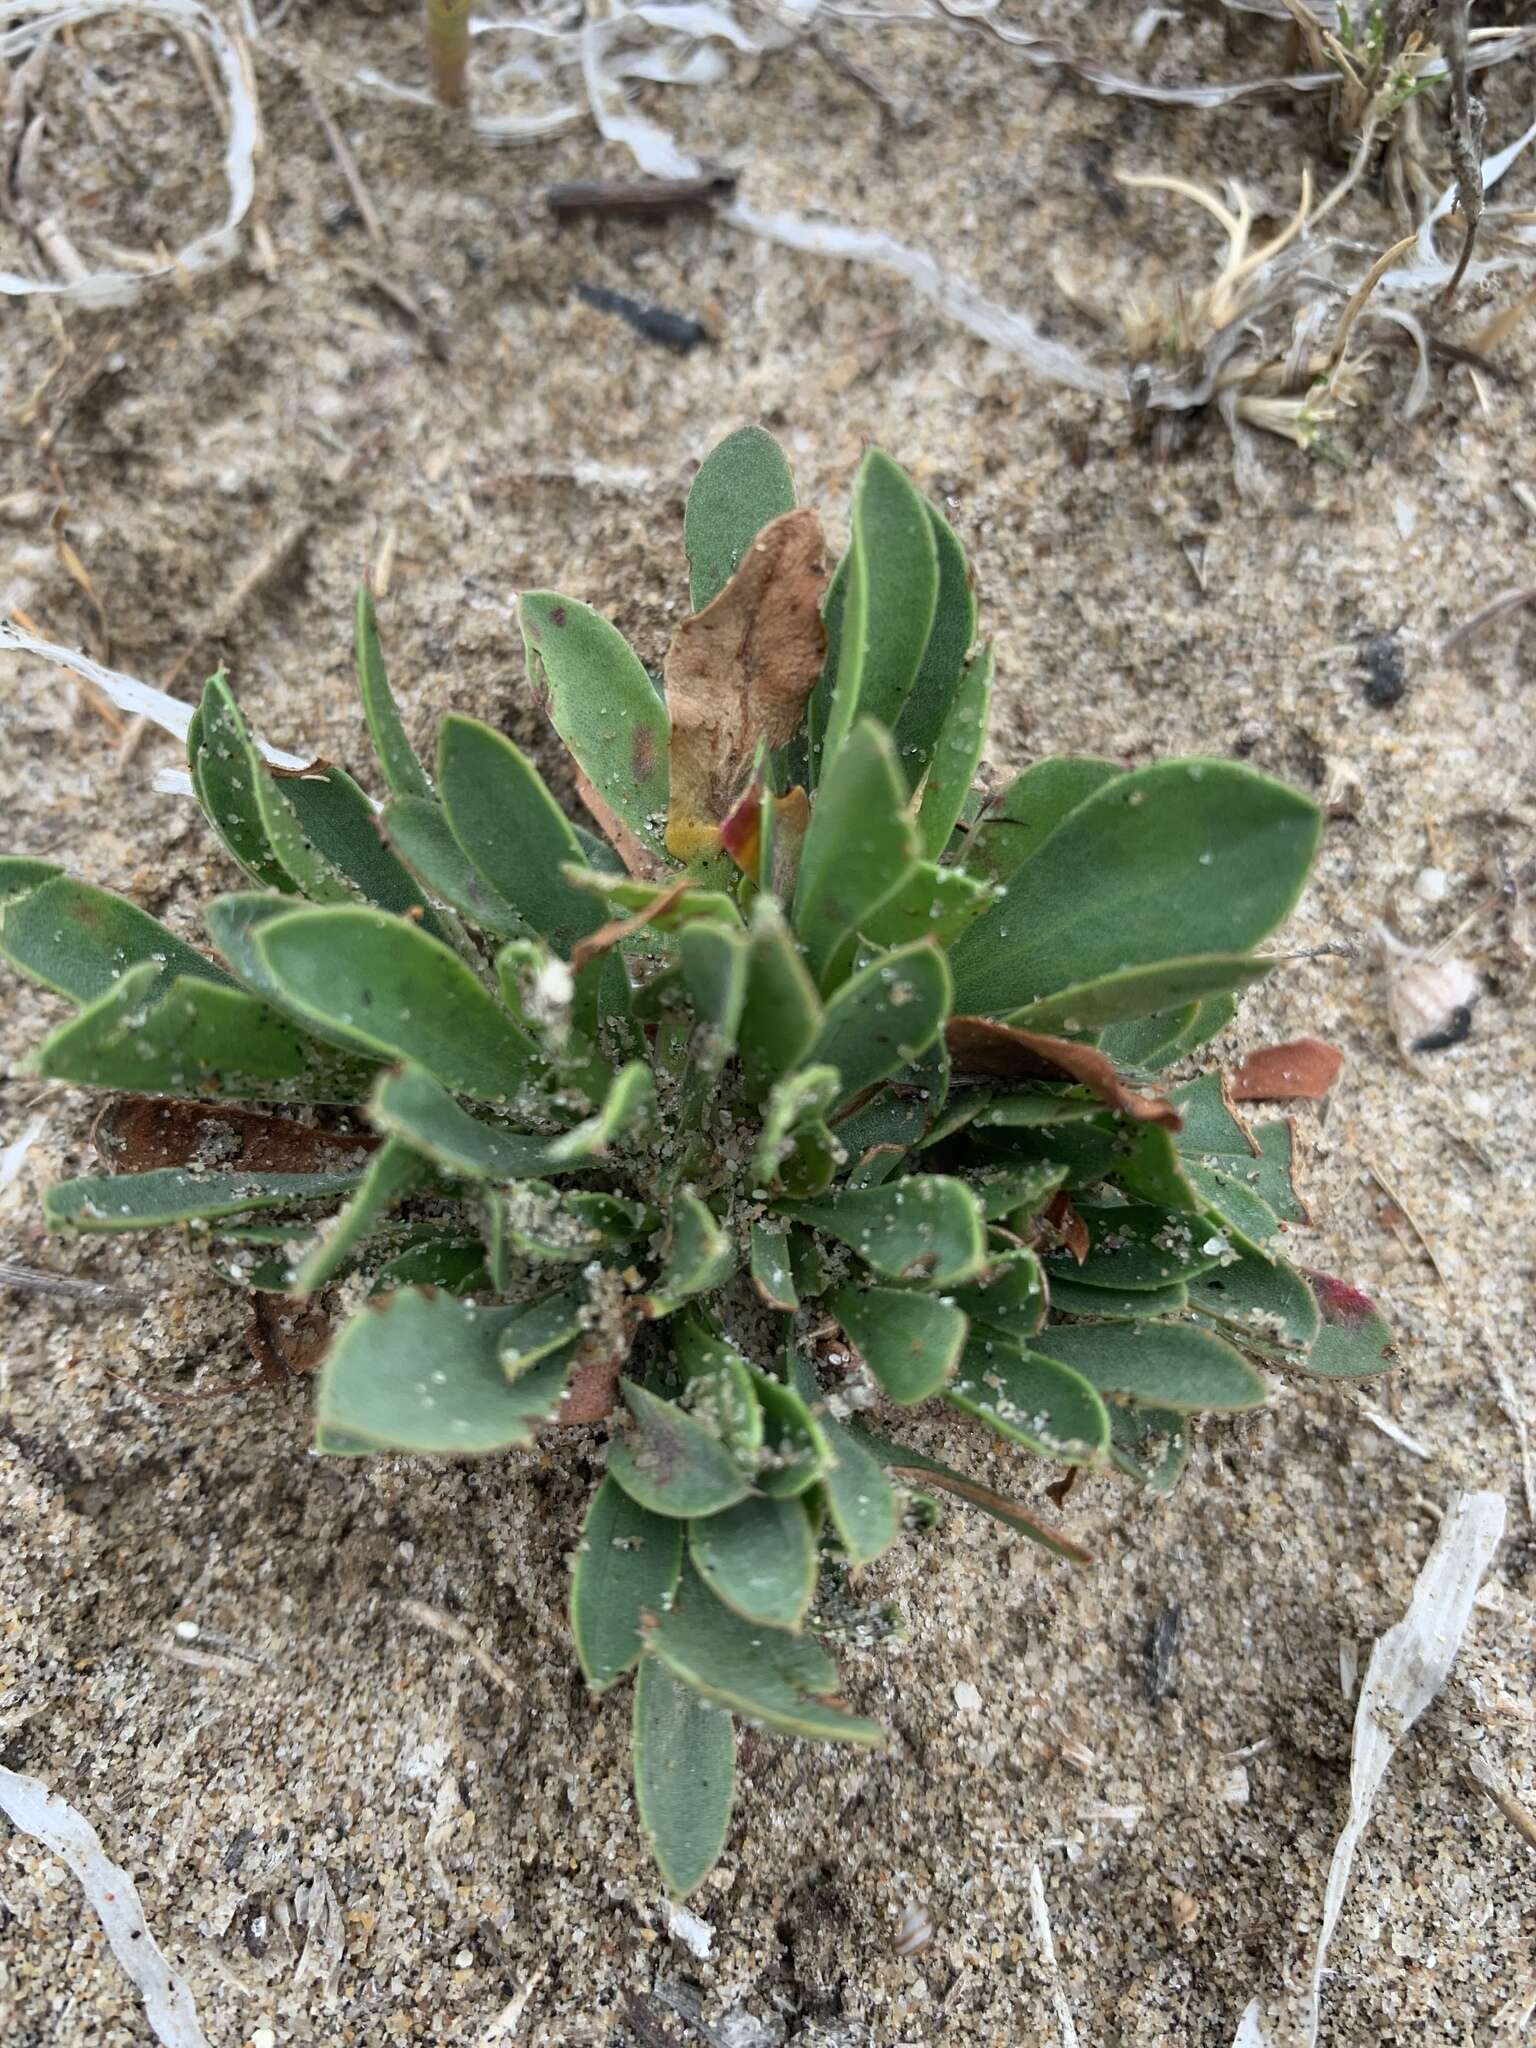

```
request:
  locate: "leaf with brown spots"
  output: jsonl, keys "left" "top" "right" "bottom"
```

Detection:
{"left": 944, "top": 1017, "right": 1181, "bottom": 1130}
{"left": 93, "top": 1097, "right": 379, "bottom": 1176}
{"left": 1230, "top": 1036, "right": 1343, "bottom": 1102}
{"left": 574, "top": 767, "right": 668, "bottom": 882}
{"left": 663, "top": 508, "right": 828, "bottom": 862}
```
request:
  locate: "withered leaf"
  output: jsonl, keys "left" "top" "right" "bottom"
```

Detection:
{"left": 663, "top": 508, "right": 828, "bottom": 861}
{"left": 944, "top": 1018, "right": 1181, "bottom": 1131}
{"left": 93, "top": 1096, "right": 379, "bottom": 1176}
{"left": 1045, "top": 1189, "right": 1090, "bottom": 1265}
{"left": 1230, "top": 1036, "right": 1343, "bottom": 1102}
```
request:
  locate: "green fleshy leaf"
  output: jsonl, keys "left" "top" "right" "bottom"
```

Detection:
{"left": 1163, "top": 994, "right": 1239, "bottom": 1059}
{"left": 369, "top": 1065, "right": 565, "bottom": 1180}
{"left": 47, "top": 1165, "right": 362, "bottom": 1232}
{"left": 1042, "top": 1201, "right": 1226, "bottom": 1292}
{"left": 1097, "top": 1006, "right": 1201, "bottom": 1072}
{"left": 371, "top": 1237, "right": 490, "bottom": 1295}
{"left": 678, "top": 920, "right": 748, "bottom": 1064}
{"left": 644, "top": 1561, "right": 883, "bottom": 1747}
{"left": 951, "top": 1246, "right": 1047, "bottom": 1342}
{"left": 689, "top": 1494, "right": 817, "bottom": 1629}
{"left": 0, "top": 857, "right": 62, "bottom": 903}
{"left": 544, "top": 1059, "right": 657, "bottom": 1164}
{"left": 1169, "top": 1070, "right": 1254, "bottom": 1156}
{"left": 256, "top": 905, "right": 538, "bottom": 1102}
{"left": 814, "top": 450, "right": 939, "bottom": 771}
{"left": 916, "top": 645, "right": 992, "bottom": 860}
{"left": 1251, "top": 1120, "right": 1309, "bottom": 1226}
{"left": 1183, "top": 1161, "right": 1282, "bottom": 1245}
{"left": 746, "top": 1367, "right": 830, "bottom": 1498}
{"left": 608, "top": 1381, "right": 752, "bottom": 1519}
{"left": 189, "top": 674, "right": 294, "bottom": 891}
{"left": 502, "top": 1182, "right": 654, "bottom": 1263}
{"left": 563, "top": 866, "right": 741, "bottom": 931}
{"left": 749, "top": 1220, "right": 799, "bottom": 1311}
{"left": 1185, "top": 1228, "right": 1321, "bottom": 1353}
{"left": 1003, "top": 955, "right": 1276, "bottom": 1035}
{"left": 289, "top": 1137, "right": 430, "bottom": 1291}
{"left": 850, "top": 1428, "right": 1092, "bottom": 1564}
{"left": 965, "top": 1160, "right": 1067, "bottom": 1221}
{"left": 810, "top": 942, "right": 949, "bottom": 1106}
{"left": 739, "top": 899, "right": 822, "bottom": 1101}
{"left": 861, "top": 861, "right": 996, "bottom": 953}
{"left": 968, "top": 1092, "right": 1104, "bottom": 1130}
{"left": 961, "top": 757, "right": 1120, "bottom": 887}
{"left": 684, "top": 424, "right": 797, "bottom": 612}
{"left": 643, "top": 1189, "right": 734, "bottom": 1315}
{"left": 203, "top": 895, "right": 391, "bottom": 1063}
{"left": 498, "top": 1288, "right": 586, "bottom": 1380}
{"left": 0, "top": 874, "right": 232, "bottom": 1007}
{"left": 633, "top": 1660, "right": 736, "bottom": 1899}
{"left": 315, "top": 1289, "right": 575, "bottom": 1452}
{"left": 780, "top": 1175, "right": 987, "bottom": 1287}
{"left": 784, "top": 1349, "right": 898, "bottom": 1568}
{"left": 966, "top": 1117, "right": 1119, "bottom": 1188}
{"left": 890, "top": 499, "right": 978, "bottom": 792}
{"left": 381, "top": 795, "right": 529, "bottom": 940}
{"left": 278, "top": 766, "right": 452, "bottom": 938}
{"left": 31, "top": 962, "right": 377, "bottom": 1104}
{"left": 754, "top": 1066, "right": 842, "bottom": 1193}
{"left": 793, "top": 721, "right": 917, "bottom": 989}
{"left": 1045, "top": 1274, "right": 1189, "bottom": 1320}
{"left": 355, "top": 587, "right": 434, "bottom": 801}
{"left": 572, "top": 1475, "right": 684, "bottom": 1690}
{"left": 829, "top": 1284, "right": 966, "bottom": 1403}
{"left": 673, "top": 1310, "right": 763, "bottom": 1458}
{"left": 1031, "top": 1320, "right": 1268, "bottom": 1412}
{"left": 950, "top": 760, "right": 1321, "bottom": 1014}
{"left": 1299, "top": 1273, "right": 1394, "bottom": 1378}
{"left": 437, "top": 716, "right": 603, "bottom": 951}
{"left": 1108, "top": 1404, "right": 1189, "bottom": 1492}
{"left": 788, "top": 1226, "right": 830, "bottom": 1300}
{"left": 946, "top": 1336, "right": 1110, "bottom": 1462}
{"left": 1112, "top": 1122, "right": 1202, "bottom": 1213}
{"left": 518, "top": 594, "right": 671, "bottom": 865}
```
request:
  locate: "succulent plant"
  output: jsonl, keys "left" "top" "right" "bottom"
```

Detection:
{"left": 1, "top": 428, "right": 1392, "bottom": 1895}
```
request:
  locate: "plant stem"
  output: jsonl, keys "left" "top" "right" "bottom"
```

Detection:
{"left": 425, "top": 0, "right": 471, "bottom": 110}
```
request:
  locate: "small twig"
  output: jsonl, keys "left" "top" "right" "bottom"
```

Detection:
{"left": 1440, "top": 586, "right": 1536, "bottom": 657}
{"left": 399, "top": 1599, "right": 524, "bottom": 1699}
{"left": 1437, "top": 0, "right": 1485, "bottom": 310}
{"left": 1466, "top": 1752, "right": 1536, "bottom": 1854}
{"left": 1324, "top": 233, "right": 1418, "bottom": 376}
{"left": 1365, "top": 1157, "right": 1450, "bottom": 1288}
{"left": 811, "top": 29, "right": 907, "bottom": 125}
{"left": 304, "top": 78, "right": 384, "bottom": 246}
{"left": 1487, "top": 1353, "right": 1536, "bottom": 1525}
{"left": 0, "top": 1261, "right": 143, "bottom": 1309}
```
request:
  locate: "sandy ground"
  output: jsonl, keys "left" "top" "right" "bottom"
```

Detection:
{"left": 2, "top": 5, "right": 1535, "bottom": 2044}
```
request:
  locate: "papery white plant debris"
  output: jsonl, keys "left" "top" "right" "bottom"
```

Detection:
{"left": 0, "top": 0, "right": 258, "bottom": 307}
{"left": 1028, "top": 1859, "right": 1081, "bottom": 2048}
{"left": 1233, "top": 1491, "right": 1506, "bottom": 2047}
{"left": 0, "top": 1766, "right": 212, "bottom": 2048}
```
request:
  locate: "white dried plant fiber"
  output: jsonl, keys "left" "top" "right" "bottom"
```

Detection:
{"left": 0, "top": 1765, "right": 212, "bottom": 2047}
{"left": 1231, "top": 1490, "right": 1506, "bottom": 2047}
{"left": 0, "top": 0, "right": 258, "bottom": 306}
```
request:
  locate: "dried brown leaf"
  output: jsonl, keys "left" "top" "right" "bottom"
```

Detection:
{"left": 92, "top": 1097, "right": 378, "bottom": 1176}
{"left": 1045, "top": 1189, "right": 1090, "bottom": 1265}
{"left": 1230, "top": 1036, "right": 1344, "bottom": 1101}
{"left": 663, "top": 508, "right": 828, "bottom": 860}
{"left": 944, "top": 1017, "right": 1181, "bottom": 1130}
